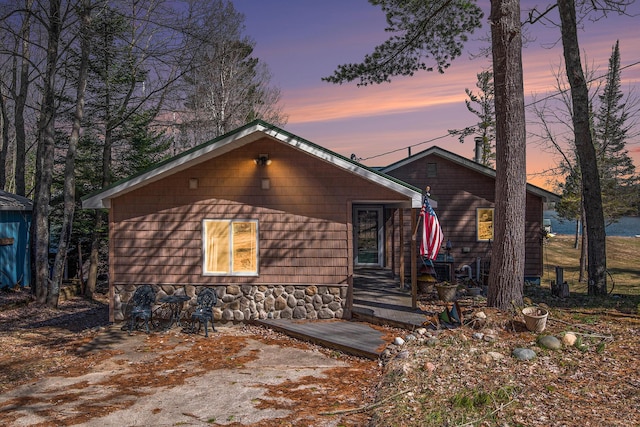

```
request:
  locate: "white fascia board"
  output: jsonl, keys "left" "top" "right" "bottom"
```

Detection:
{"left": 82, "top": 124, "right": 266, "bottom": 209}
{"left": 264, "top": 127, "right": 424, "bottom": 208}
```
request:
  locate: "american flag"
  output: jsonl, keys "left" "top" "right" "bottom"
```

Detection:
{"left": 420, "top": 193, "right": 444, "bottom": 260}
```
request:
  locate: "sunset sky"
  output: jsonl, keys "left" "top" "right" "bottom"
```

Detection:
{"left": 233, "top": 0, "right": 640, "bottom": 191}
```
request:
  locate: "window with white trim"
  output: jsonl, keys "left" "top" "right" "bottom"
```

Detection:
{"left": 203, "top": 219, "right": 258, "bottom": 275}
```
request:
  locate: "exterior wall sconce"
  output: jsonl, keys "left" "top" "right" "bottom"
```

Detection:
{"left": 189, "top": 178, "right": 199, "bottom": 189}
{"left": 254, "top": 154, "right": 271, "bottom": 166}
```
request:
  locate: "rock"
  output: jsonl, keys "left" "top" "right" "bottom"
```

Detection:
{"left": 423, "top": 361, "right": 436, "bottom": 373}
{"left": 426, "top": 338, "right": 439, "bottom": 347}
{"left": 472, "top": 332, "right": 484, "bottom": 340}
{"left": 394, "top": 337, "right": 405, "bottom": 346}
{"left": 562, "top": 333, "right": 578, "bottom": 347}
{"left": 475, "top": 311, "right": 487, "bottom": 319}
{"left": 483, "top": 334, "right": 497, "bottom": 342}
{"left": 416, "top": 327, "right": 428, "bottom": 336}
{"left": 537, "top": 335, "right": 562, "bottom": 350}
{"left": 405, "top": 334, "right": 417, "bottom": 342}
{"left": 513, "top": 348, "right": 537, "bottom": 360}
{"left": 395, "top": 350, "right": 409, "bottom": 359}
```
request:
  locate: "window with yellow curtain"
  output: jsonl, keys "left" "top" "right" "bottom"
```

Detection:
{"left": 203, "top": 220, "right": 258, "bottom": 275}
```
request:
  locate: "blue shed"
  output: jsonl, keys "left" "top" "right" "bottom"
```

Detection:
{"left": 0, "top": 191, "right": 32, "bottom": 288}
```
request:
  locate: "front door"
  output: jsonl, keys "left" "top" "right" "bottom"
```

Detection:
{"left": 354, "top": 206, "right": 384, "bottom": 267}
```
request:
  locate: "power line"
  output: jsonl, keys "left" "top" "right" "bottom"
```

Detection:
{"left": 357, "top": 59, "right": 640, "bottom": 163}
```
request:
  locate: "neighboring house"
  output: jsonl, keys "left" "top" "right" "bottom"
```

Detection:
{"left": 381, "top": 146, "right": 560, "bottom": 284}
{"left": 82, "top": 120, "right": 428, "bottom": 322}
{"left": 0, "top": 191, "right": 32, "bottom": 288}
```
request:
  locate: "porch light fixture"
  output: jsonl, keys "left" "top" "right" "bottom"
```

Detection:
{"left": 254, "top": 154, "right": 271, "bottom": 166}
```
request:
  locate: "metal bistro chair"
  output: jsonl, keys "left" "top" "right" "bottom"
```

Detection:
{"left": 190, "top": 288, "right": 218, "bottom": 337}
{"left": 128, "top": 285, "right": 156, "bottom": 335}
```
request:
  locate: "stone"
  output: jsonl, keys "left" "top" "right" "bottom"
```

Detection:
{"left": 395, "top": 349, "right": 409, "bottom": 359}
{"left": 328, "top": 301, "right": 342, "bottom": 311}
{"left": 423, "top": 361, "right": 436, "bottom": 373}
{"left": 294, "top": 290, "right": 305, "bottom": 299}
{"left": 321, "top": 294, "right": 334, "bottom": 304}
{"left": 264, "top": 295, "right": 275, "bottom": 312}
{"left": 312, "top": 294, "right": 323, "bottom": 310}
{"left": 233, "top": 310, "right": 244, "bottom": 321}
{"left": 287, "top": 295, "right": 297, "bottom": 308}
{"left": 222, "top": 294, "right": 235, "bottom": 303}
{"left": 273, "top": 287, "right": 284, "bottom": 297}
{"left": 472, "top": 332, "right": 484, "bottom": 340}
{"left": 275, "top": 296, "right": 287, "bottom": 311}
{"left": 426, "top": 338, "right": 439, "bottom": 347}
{"left": 405, "top": 334, "right": 417, "bottom": 342}
{"left": 280, "top": 308, "right": 293, "bottom": 319}
{"left": 222, "top": 309, "right": 234, "bottom": 321}
{"left": 394, "top": 337, "right": 405, "bottom": 346}
{"left": 416, "top": 328, "right": 428, "bottom": 336}
{"left": 475, "top": 311, "right": 487, "bottom": 319}
{"left": 305, "top": 286, "right": 318, "bottom": 296}
{"left": 483, "top": 334, "right": 497, "bottom": 342}
{"left": 226, "top": 285, "right": 241, "bottom": 295}
{"left": 537, "top": 335, "right": 562, "bottom": 350}
{"left": 318, "top": 308, "right": 334, "bottom": 319}
{"left": 562, "top": 333, "right": 578, "bottom": 347}
{"left": 512, "top": 348, "right": 537, "bottom": 360}
{"left": 292, "top": 306, "right": 307, "bottom": 319}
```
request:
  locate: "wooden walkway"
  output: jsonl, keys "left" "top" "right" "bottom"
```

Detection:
{"left": 255, "top": 269, "right": 431, "bottom": 359}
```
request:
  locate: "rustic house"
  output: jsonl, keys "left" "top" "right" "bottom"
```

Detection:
{"left": 0, "top": 191, "right": 32, "bottom": 288}
{"left": 381, "top": 145, "right": 560, "bottom": 285}
{"left": 82, "top": 120, "right": 428, "bottom": 323}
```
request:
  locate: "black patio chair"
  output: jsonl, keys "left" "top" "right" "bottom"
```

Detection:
{"left": 128, "top": 285, "right": 156, "bottom": 335}
{"left": 190, "top": 288, "right": 217, "bottom": 337}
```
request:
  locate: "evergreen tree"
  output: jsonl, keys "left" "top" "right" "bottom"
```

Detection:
{"left": 117, "top": 110, "right": 171, "bottom": 176}
{"left": 449, "top": 70, "right": 496, "bottom": 167}
{"left": 593, "top": 40, "right": 638, "bottom": 223}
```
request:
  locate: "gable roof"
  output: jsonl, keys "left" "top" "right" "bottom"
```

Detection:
{"left": 381, "top": 146, "right": 561, "bottom": 203}
{"left": 82, "top": 120, "right": 426, "bottom": 209}
{"left": 0, "top": 191, "right": 33, "bottom": 211}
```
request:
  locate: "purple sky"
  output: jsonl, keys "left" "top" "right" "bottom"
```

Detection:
{"left": 233, "top": 0, "right": 640, "bottom": 190}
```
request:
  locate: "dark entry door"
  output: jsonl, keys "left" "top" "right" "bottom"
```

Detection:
{"left": 354, "top": 206, "right": 383, "bottom": 267}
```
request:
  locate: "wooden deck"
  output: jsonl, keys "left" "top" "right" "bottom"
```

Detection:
{"left": 255, "top": 269, "right": 431, "bottom": 359}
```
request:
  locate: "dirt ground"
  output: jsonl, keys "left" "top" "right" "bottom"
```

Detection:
{"left": 0, "top": 289, "right": 382, "bottom": 426}
{"left": 1, "top": 285, "right": 640, "bottom": 427}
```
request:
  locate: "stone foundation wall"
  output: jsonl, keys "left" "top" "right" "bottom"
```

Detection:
{"left": 113, "top": 283, "right": 348, "bottom": 323}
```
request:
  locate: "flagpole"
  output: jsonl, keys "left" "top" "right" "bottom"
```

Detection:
{"left": 411, "top": 186, "right": 429, "bottom": 309}
{"left": 412, "top": 186, "right": 429, "bottom": 238}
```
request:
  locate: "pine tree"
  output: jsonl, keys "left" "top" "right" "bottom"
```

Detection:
{"left": 449, "top": 70, "right": 496, "bottom": 167}
{"left": 593, "top": 40, "right": 638, "bottom": 223}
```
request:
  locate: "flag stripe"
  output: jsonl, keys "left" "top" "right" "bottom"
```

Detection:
{"left": 420, "top": 194, "right": 444, "bottom": 260}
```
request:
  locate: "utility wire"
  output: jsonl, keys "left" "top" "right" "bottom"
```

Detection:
{"left": 358, "top": 59, "right": 640, "bottom": 163}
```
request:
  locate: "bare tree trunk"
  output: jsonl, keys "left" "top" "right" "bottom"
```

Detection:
{"left": 578, "top": 202, "right": 587, "bottom": 281}
{"left": 557, "top": 0, "right": 607, "bottom": 295}
{"left": 32, "top": 0, "right": 61, "bottom": 305}
{"left": 487, "top": 0, "right": 527, "bottom": 310}
{"left": 13, "top": 0, "right": 34, "bottom": 196}
{"left": 0, "top": 90, "right": 8, "bottom": 190}
{"left": 51, "top": 0, "right": 92, "bottom": 301}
